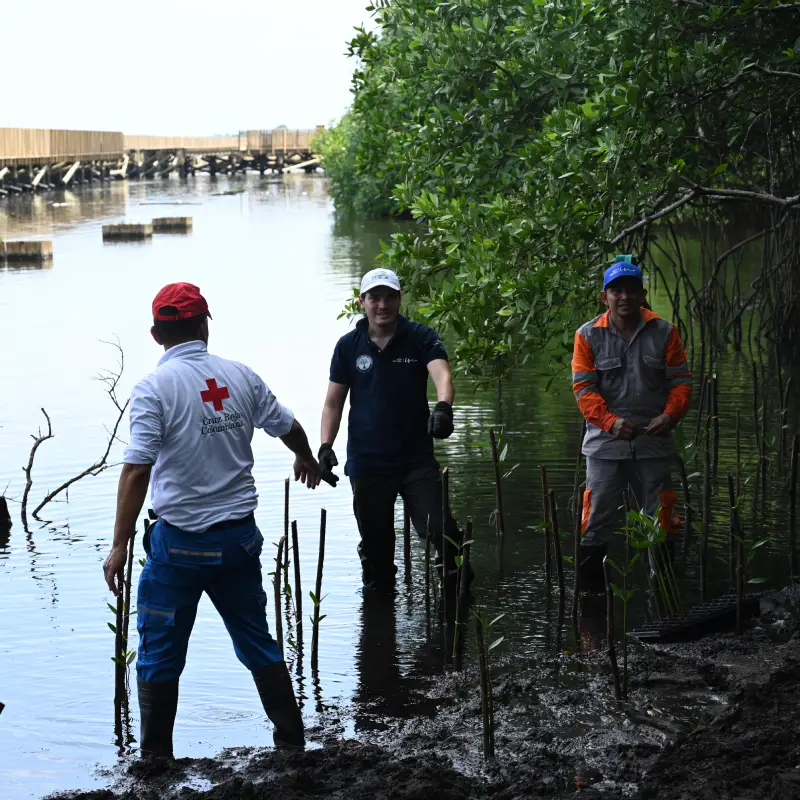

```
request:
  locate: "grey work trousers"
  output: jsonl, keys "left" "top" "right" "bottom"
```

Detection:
{"left": 581, "top": 456, "right": 676, "bottom": 546}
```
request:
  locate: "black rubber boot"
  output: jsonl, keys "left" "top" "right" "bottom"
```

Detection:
{"left": 137, "top": 678, "right": 179, "bottom": 758}
{"left": 252, "top": 662, "right": 305, "bottom": 750}
{"left": 358, "top": 541, "right": 398, "bottom": 591}
{"left": 577, "top": 542, "right": 607, "bottom": 593}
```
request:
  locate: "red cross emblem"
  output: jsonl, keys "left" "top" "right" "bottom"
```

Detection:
{"left": 200, "top": 378, "right": 230, "bottom": 411}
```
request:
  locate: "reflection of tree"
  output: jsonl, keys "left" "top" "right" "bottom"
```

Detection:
{"left": 328, "top": 215, "right": 409, "bottom": 294}
{"left": 0, "top": 182, "right": 128, "bottom": 240}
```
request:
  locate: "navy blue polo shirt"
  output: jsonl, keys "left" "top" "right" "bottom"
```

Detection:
{"left": 329, "top": 315, "right": 448, "bottom": 477}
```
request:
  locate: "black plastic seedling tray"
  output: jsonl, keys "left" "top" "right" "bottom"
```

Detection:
{"left": 629, "top": 593, "right": 760, "bottom": 643}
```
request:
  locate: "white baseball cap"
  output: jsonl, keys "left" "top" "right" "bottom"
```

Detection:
{"left": 360, "top": 268, "right": 401, "bottom": 295}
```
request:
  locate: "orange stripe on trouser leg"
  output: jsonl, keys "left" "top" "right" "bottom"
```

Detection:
{"left": 658, "top": 489, "right": 680, "bottom": 535}
{"left": 581, "top": 488, "right": 592, "bottom": 535}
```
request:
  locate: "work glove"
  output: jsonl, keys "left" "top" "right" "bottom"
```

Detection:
{"left": 428, "top": 401, "right": 454, "bottom": 439}
{"left": 318, "top": 443, "right": 340, "bottom": 486}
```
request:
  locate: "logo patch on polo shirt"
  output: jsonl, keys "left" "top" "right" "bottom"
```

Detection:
{"left": 356, "top": 354, "right": 373, "bottom": 373}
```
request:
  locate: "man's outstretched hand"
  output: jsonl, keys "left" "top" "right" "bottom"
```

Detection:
{"left": 294, "top": 455, "right": 323, "bottom": 489}
{"left": 428, "top": 402, "right": 454, "bottom": 439}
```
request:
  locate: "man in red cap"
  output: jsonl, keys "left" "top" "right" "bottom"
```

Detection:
{"left": 103, "top": 282, "right": 321, "bottom": 757}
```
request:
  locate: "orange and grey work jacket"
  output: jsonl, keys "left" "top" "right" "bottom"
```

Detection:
{"left": 571, "top": 309, "right": 692, "bottom": 459}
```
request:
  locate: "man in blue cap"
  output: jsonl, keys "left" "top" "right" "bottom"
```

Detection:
{"left": 571, "top": 259, "right": 692, "bottom": 584}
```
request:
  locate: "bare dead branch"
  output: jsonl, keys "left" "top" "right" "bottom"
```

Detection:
{"left": 691, "top": 184, "right": 800, "bottom": 207}
{"left": 21, "top": 409, "right": 54, "bottom": 531}
{"left": 610, "top": 191, "right": 698, "bottom": 245}
{"left": 753, "top": 65, "right": 800, "bottom": 82}
{"left": 32, "top": 341, "right": 129, "bottom": 520}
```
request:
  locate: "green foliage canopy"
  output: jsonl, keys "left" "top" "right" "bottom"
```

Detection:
{"left": 322, "top": 0, "right": 800, "bottom": 380}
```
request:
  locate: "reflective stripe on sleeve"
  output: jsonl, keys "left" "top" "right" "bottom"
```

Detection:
{"left": 665, "top": 362, "right": 690, "bottom": 377}
{"left": 572, "top": 371, "right": 598, "bottom": 384}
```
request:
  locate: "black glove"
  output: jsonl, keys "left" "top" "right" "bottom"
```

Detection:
{"left": 428, "top": 401, "right": 454, "bottom": 439}
{"left": 318, "top": 443, "right": 339, "bottom": 475}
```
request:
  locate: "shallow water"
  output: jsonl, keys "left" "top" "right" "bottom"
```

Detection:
{"left": 0, "top": 175, "right": 792, "bottom": 798}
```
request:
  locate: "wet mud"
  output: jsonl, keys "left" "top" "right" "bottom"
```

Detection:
{"left": 48, "top": 587, "right": 800, "bottom": 800}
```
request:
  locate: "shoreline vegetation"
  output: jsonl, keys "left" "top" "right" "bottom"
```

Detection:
{"left": 319, "top": 0, "right": 800, "bottom": 383}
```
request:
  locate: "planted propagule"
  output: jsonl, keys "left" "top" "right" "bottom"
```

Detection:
{"left": 488, "top": 429, "right": 506, "bottom": 542}
{"left": 283, "top": 478, "right": 290, "bottom": 584}
{"left": 541, "top": 465, "right": 552, "bottom": 584}
{"left": 736, "top": 530, "right": 745, "bottom": 635}
{"left": 603, "top": 556, "right": 623, "bottom": 702}
{"left": 273, "top": 535, "right": 286, "bottom": 657}
{"left": 403, "top": 501, "right": 412, "bottom": 582}
{"left": 728, "top": 473, "right": 739, "bottom": 586}
{"left": 571, "top": 481, "right": 583, "bottom": 624}
{"left": 548, "top": 490, "right": 565, "bottom": 596}
{"left": 425, "top": 513, "right": 432, "bottom": 625}
{"left": 121, "top": 529, "right": 136, "bottom": 659}
{"left": 310, "top": 508, "right": 327, "bottom": 670}
{"left": 790, "top": 434, "right": 798, "bottom": 581}
{"left": 474, "top": 608, "right": 502, "bottom": 759}
{"left": 441, "top": 467, "right": 450, "bottom": 637}
{"left": 701, "top": 404, "right": 712, "bottom": 601}
{"left": 291, "top": 520, "right": 303, "bottom": 642}
{"left": 451, "top": 517, "right": 473, "bottom": 666}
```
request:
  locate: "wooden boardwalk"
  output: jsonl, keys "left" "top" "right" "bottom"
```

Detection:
{"left": 0, "top": 127, "right": 324, "bottom": 193}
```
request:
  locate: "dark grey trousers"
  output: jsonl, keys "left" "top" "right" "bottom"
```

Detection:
{"left": 350, "top": 464, "right": 458, "bottom": 584}
{"left": 582, "top": 456, "right": 674, "bottom": 546}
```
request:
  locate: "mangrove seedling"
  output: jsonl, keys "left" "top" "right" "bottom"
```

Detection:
{"left": 623, "top": 508, "right": 683, "bottom": 618}
{"left": 473, "top": 607, "right": 504, "bottom": 759}
{"left": 445, "top": 527, "right": 475, "bottom": 664}
{"left": 311, "top": 508, "right": 327, "bottom": 669}
{"left": 607, "top": 545, "right": 640, "bottom": 701}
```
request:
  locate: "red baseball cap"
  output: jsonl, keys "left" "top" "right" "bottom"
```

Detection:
{"left": 152, "top": 283, "right": 212, "bottom": 321}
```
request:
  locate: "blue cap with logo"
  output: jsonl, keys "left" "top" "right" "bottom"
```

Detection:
{"left": 603, "top": 255, "right": 643, "bottom": 289}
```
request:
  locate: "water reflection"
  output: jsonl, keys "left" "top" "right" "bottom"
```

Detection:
{"left": 0, "top": 185, "right": 127, "bottom": 237}
{"left": 354, "top": 588, "right": 440, "bottom": 733}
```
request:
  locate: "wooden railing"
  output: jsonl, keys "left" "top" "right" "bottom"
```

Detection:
{"left": 0, "top": 126, "right": 325, "bottom": 164}
{"left": 122, "top": 135, "right": 241, "bottom": 153}
{"left": 242, "top": 128, "right": 324, "bottom": 152}
{"left": 0, "top": 128, "right": 124, "bottom": 163}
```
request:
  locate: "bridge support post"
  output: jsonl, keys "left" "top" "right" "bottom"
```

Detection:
{"left": 208, "top": 156, "right": 217, "bottom": 177}
{"left": 178, "top": 149, "right": 187, "bottom": 179}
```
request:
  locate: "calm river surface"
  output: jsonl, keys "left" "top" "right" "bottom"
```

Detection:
{"left": 0, "top": 175, "right": 790, "bottom": 798}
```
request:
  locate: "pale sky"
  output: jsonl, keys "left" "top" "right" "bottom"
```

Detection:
{"left": 2, "top": 0, "right": 376, "bottom": 136}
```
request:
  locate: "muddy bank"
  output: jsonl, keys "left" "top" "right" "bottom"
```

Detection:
{"left": 49, "top": 588, "right": 800, "bottom": 800}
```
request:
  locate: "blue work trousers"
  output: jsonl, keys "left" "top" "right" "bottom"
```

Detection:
{"left": 136, "top": 517, "right": 282, "bottom": 683}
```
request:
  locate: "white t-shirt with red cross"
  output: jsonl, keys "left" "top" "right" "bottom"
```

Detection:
{"left": 123, "top": 340, "right": 294, "bottom": 532}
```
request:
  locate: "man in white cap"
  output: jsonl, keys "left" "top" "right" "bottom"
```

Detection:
{"left": 318, "top": 269, "right": 468, "bottom": 591}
